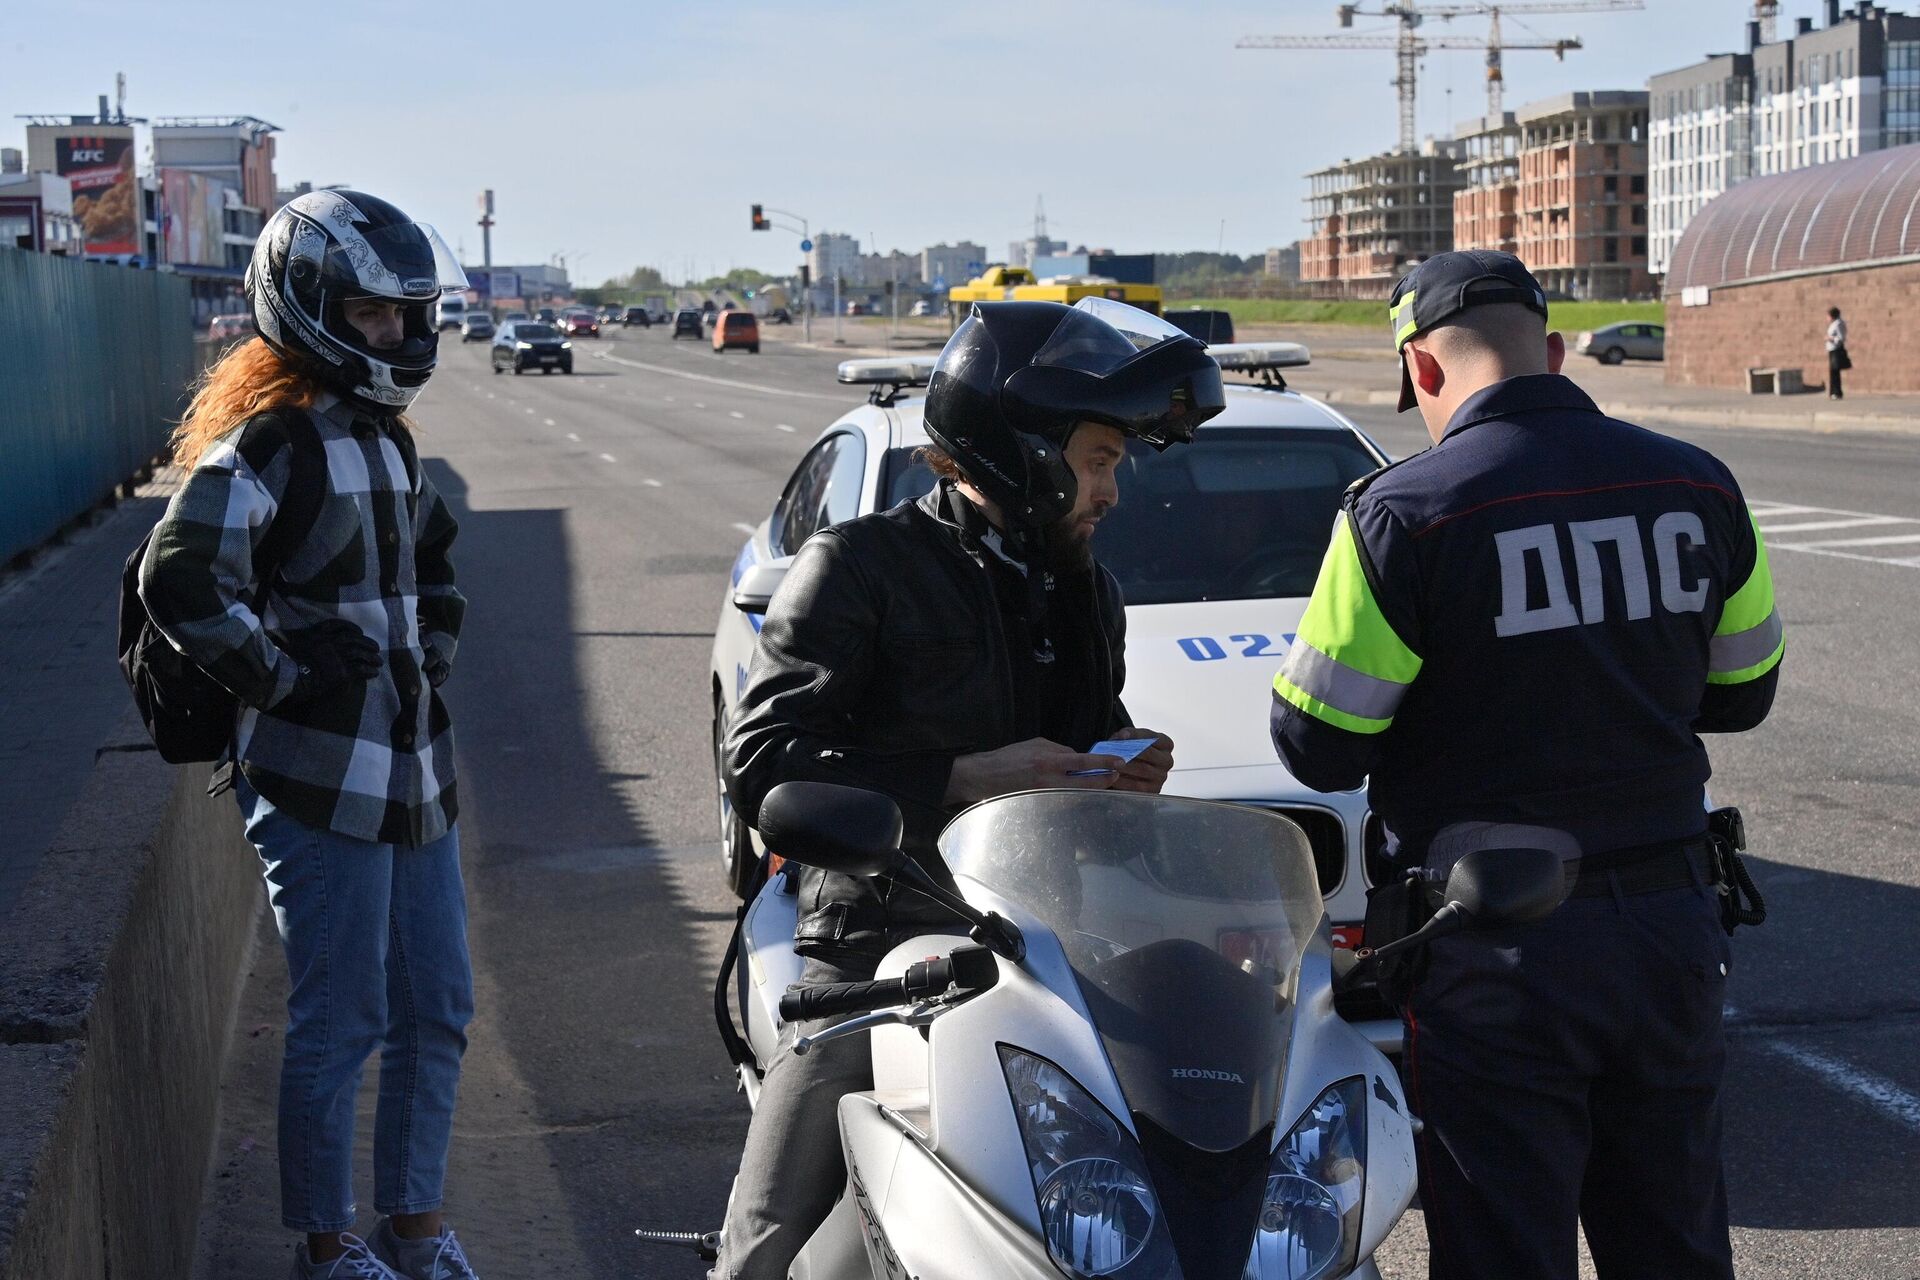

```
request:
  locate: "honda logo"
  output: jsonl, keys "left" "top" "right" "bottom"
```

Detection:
{"left": 1171, "top": 1068, "right": 1246, "bottom": 1084}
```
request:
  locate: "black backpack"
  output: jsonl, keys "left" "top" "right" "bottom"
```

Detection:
{"left": 117, "top": 408, "right": 327, "bottom": 763}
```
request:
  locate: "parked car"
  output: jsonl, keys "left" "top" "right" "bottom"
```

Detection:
{"left": 713, "top": 309, "right": 760, "bottom": 354}
{"left": 460, "top": 312, "right": 497, "bottom": 342}
{"left": 765, "top": 307, "right": 792, "bottom": 325}
{"left": 491, "top": 321, "right": 573, "bottom": 375}
{"left": 907, "top": 300, "right": 935, "bottom": 318}
{"left": 672, "top": 309, "right": 705, "bottom": 340}
{"left": 844, "top": 300, "right": 868, "bottom": 316}
{"left": 560, "top": 310, "right": 601, "bottom": 338}
{"left": 622, "top": 306, "right": 652, "bottom": 328}
{"left": 206, "top": 313, "right": 252, "bottom": 342}
{"left": 1576, "top": 322, "right": 1665, "bottom": 364}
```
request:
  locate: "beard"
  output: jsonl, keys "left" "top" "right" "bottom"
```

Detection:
{"left": 1043, "top": 509, "right": 1097, "bottom": 575}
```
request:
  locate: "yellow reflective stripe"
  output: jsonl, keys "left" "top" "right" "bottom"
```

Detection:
{"left": 1715, "top": 507, "right": 1777, "bottom": 637}
{"left": 1390, "top": 289, "right": 1419, "bottom": 347}
{"left": 1273, "top": 514, "right": 1422, "bottom": 733}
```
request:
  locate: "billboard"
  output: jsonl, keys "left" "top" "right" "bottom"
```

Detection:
{"left": 161, "top": 170, "right": 227, "bottom": 267}
{"left": 56, "top": 134, "right": 139, "bottom": 257}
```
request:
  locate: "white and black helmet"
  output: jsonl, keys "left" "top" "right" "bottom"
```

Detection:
{"left": 245, "top": 189, "right": 466, "bottom": 413}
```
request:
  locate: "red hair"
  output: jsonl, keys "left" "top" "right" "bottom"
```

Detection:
{"left": 171, "top": 337, "right": 415, "bottom": 469}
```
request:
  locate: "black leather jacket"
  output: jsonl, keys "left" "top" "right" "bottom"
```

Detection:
{"left": 722, "top": 482, "right": 1131, "bottom": 963}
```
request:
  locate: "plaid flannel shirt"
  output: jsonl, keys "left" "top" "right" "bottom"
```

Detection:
{"left": 140, "top": 393, "right": 464, "bottom": 847}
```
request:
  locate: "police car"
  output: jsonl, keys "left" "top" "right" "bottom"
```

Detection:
{"left": 708, "top": 345, "right": 1397, "bottom": 1005}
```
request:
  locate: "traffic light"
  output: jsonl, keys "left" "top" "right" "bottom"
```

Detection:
{"left": 751, "top": 204, "right": 768, "bottom": 231}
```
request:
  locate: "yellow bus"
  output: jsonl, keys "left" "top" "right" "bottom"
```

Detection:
{"left": 945, "top": 265, "right": 1163, "bottom": 323}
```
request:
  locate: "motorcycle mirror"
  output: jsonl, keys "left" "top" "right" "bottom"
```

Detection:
{"left": 731, "top": 561, "right": 790, "bottom": 615}
{"left": 1442, "top": 846, "right": 1569, "bottom": 928}
{"left": 757, "top": 782, "right": 904, "bottom": 878}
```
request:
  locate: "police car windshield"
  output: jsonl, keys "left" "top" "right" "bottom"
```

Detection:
{"left": 883, "top": 428, "right": 1380, "bottom": 604}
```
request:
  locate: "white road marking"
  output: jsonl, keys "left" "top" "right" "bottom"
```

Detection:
{"left": 664, "top": 396, "right": 676, "bottom": 402}
{"left": 643, "top": 478, "right": 663, "bottom": 488}
{"left": 590, "top": 349, "right": 842, "bottom": 400}
{"left": 486, "top": 393, "right": 496, "bottom": 400}
{"left": 1754, "top": 498, "right": 1920, "bottom": 568}
{"left": 599, "top": 453, "right": 617, "bottom": 463}
{"left": 544, "top": 418, "right": 556, "bottom": 426}
{"left": 1765, "top": 1042, "right": 1920, "bottom": 1133}
{"left": 526, "top": 408, "right": 535, "bottom": 415}
{"left": 694, "top": 402, "right": 706, "bottom": 409}
{"left": 775, "top": 423, "right": 796, "bottom": 433}
{"left": 730, "top": 522, "right": 756, "bottom": 535}
{"left": 567, "top": 432, "right": 581, "bottom": 442}
{"left": 729, "top": 411, "right": 745, "bottom": 420}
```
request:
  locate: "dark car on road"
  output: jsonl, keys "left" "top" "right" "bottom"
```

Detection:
{"left": 1165, "top": 308, "right": 1235, "bottom": 344}
{"left": 622, "top": 306, "right": 651, "bottom": 328}
{"left": 672, "top": 309, "right": 704, "bottom": 340}
{"left": 460, "top": 312, "right": 497, "bottom": 342}
{"left": 491, "top": 321, "right": 573, "bottom": 375}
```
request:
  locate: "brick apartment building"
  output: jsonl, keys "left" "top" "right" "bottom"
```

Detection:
{"left": 1662, "top": 139, "right": 1920, "bottom": 393}
{"left": 1453, "top": 112, "right": 1521, "bottom": 256}
{"left": 1300, "top": 139, "right": 1466, "bottom": 299}
{"left": 1511, "top": 91, "right": 1652, "bottom": 299}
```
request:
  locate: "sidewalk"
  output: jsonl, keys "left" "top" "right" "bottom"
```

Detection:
{"left": 767, "top": 319, "right": 1916, "bottom": 435}
{"left": 0, "top": 469, "right": 179, "bottom": 921}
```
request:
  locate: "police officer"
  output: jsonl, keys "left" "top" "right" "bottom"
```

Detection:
{"left": 1270, "top": 251, "right": 1782, "bottom": 1280}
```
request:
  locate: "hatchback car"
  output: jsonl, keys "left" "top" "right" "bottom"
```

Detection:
{"left": 713, "top": 309, "right": 760, "bottom": 354}
{"left": 490, "top": 321, "right": 572, "bottom": 375}
{"left": 709, "top": 343, "right": 1404, "bottom": 1044}
{"left": 622, "top": 306, "right": 651, "bottom": 328}
{"left": 460, "top": 312, "right": 496, "bottom": 342}
{"left": 1576, "top": 322, "right": 1664, "bottom": 364}
{"left": 672, "top": 309, "right": 705, "bottom": 340}
{"left": 560, "top": 310, "right": 600, "bottom": 338}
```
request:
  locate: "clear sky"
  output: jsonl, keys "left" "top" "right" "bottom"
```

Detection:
{"left": 5, "top": 1, "right": 1836, "bottom": 283}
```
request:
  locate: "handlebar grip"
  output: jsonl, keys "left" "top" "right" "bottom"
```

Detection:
{"left": 780, "top": 976, "right": 909, "bottom": 1023}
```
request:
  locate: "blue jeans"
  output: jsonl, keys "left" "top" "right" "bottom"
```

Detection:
{"left": 235, "top": 772, "right": 475, "bottom": 1232}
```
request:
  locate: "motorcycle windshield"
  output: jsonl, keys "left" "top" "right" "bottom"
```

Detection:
{"left": 940, "top": 791, "right": 1323, "bottom": 1153}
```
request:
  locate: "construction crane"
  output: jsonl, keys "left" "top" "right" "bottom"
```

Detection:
{"left": 1237, "top": 2, "right": 1644, "bottom": 152}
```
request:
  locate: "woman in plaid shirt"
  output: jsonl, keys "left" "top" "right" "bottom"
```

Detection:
{"left": 141, "top": 190, "right": 480, "bottom": 1280}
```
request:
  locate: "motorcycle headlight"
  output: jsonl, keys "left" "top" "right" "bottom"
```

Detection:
{"left": 1000, "top": 1046, "right": 1177, "bottom": 1280}
{"left": 1242, "top": 1078, "right": 1367, "bottom": 1280}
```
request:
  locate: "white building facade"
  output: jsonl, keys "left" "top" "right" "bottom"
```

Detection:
{"left": 806, "top": 232, "right": 862, "bottom": 287}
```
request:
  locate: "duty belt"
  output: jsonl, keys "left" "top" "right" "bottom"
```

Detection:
{"left": 1563, "top": 838, "right": 1712, "bottom": 899}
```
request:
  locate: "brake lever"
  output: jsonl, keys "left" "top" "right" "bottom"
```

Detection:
{"left": 792, "top": 1000, "right": 946, "bottom": 1056}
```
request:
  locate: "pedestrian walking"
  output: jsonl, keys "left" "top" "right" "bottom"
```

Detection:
{"left": 1272, "top": 250, "right": 1781, "bottom": 1279}
{"left": 1826, "top": 306, "right": 1850, "bottom": 399}
{"left": 140, "top": 189, "right": 481, "bottom": 1280}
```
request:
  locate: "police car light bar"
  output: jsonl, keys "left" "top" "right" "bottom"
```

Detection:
{"left": 836, "top": 357, "right": 938, "bottom": 387}
{"left": 1208, "top": 342, "right": 1311, "bottom": 373}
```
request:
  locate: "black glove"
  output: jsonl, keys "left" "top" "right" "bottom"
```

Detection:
{"left": 423, "top": 644, "right": 451, "bottom": 689}
{"left": 279, "top": 619, "right": 382, "bottom": 705}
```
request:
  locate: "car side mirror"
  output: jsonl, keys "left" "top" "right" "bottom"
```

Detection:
{"left": 757, "top": 782, "right": 904, "bottom": 878}
{"left": 1442, "top": 846, "right": 1569, "bottom": 929}
{"left": 731, "top": 560, "right": 790, "bottom": 615}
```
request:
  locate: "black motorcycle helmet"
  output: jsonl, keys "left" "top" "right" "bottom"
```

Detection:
{"left": 923, "top": 299, "right": 1226, "bottom": 530}
{"left": 246, "top": 188, "right": 466, "bottom": 413}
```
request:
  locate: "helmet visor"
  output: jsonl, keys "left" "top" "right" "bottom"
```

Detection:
{"left": 327, "top": 222, "right": 468, "bottom": 302}
{"left": 1031, "top": 297, "right": 1197, "bottom": 373}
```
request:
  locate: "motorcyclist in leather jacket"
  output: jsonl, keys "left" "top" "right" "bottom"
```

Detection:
{"left": 713, "top": 299, "right": 1226, "bottom": 1280}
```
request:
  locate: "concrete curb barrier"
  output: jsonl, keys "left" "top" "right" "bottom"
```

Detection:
{"left": 0, "top": 714, "right": 260, "bottom": 1280}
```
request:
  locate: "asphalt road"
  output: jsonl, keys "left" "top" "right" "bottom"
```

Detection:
{"left": 196, "top": 323, "right": 1920, "bottom": 1277}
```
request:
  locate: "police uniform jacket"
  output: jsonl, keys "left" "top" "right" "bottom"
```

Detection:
{"left": 1270, "top": 374, "right": 1783, "bottom": 863}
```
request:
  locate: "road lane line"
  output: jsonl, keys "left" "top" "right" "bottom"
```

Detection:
{"left": 567, "top": 433, "right": 580, "bottom": 442}
{"left": 1796, "top": 533, "right": 1920, "bottom": 548}
{"left": 730, "top": 522, "right": 755, "bottom": 535}
{"left": 544, "top": 418, "right": 556, "bottom": 426}
{"left": 1766, "top": 1041, "right": 1920, "bottom": 1133}
{"left": 729, "top": 411, "right": 745, "bottom": 420}
{"left": 694, "top": 402, "right": 706, "bottom": 409}
{"left": 599, "top": 453, "right": 617, "bottom": 463}
{"left": 643, "top": 478, "right": 663, "bottom": 488}
{"left": 1769, "top": 543, "right": 1920, "bottom": 568}
{"left": 590, "top": 350, "right": 842, "bottom": 401}
{"left": 1757, "top": 516, "right": 1907, "bottom": 534}
{"left": 775, "top": 423, "right": 796, "bottom": 433}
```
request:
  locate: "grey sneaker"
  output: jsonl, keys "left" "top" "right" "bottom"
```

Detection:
{"left": 367, "top": 1217, "right": 479, "bottom": 1280}
{"left": 291, "top": 1234, "right": 401, "bottom": 1279}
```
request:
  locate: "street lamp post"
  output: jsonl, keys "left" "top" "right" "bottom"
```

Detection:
{"left": 758, "top": 206, "right": 813, "bottom": 344}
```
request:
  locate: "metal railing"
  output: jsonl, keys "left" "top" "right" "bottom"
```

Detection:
{"left": 0, "top": 250, "right": 193, "bottom": 565}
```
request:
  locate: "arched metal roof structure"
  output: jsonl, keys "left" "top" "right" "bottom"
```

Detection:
{"left": 1664, "top": 141, "right": 1920, "bottom": 295}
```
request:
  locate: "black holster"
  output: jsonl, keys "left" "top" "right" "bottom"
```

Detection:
{"left": 1707, "top": 805, "right": 1766, "bottom": 934}
{"left": 1362, "top": 868, "right": 1442, "bottom": 1008}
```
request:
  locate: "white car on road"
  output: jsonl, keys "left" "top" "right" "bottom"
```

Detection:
{"left": 709, "top": 345, "right": 1400, "bottom": 1026}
